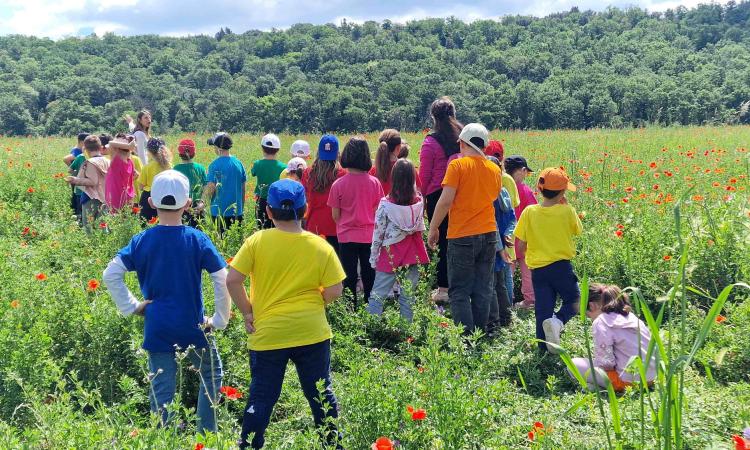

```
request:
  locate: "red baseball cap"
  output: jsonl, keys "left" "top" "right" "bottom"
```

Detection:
{"left": 177, "top": 139, "right": 196, "bottom": 158}
{"left": 483, "top": 140, "right": 504, "bottom": 159}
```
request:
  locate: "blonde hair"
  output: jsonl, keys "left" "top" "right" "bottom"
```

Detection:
{"left": 148, "top": 144, "right": 172, "bottom": 170}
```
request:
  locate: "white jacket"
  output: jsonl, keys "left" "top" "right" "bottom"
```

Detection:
{"left": 370, "top": 197, "right": 426, "bottom": 268}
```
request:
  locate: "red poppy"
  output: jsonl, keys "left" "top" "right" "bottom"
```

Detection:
{"left": 10, "top": 300, "right": 19, "bottom": 308}
{"left": 21, "top": 227, "right": 30, "bottom": 236}
{"left": 734, "top": 435, "right": 748, "bottom": 450}
{"left": 372, "top": 437, "right": 394, "bottom": 450}
{"left": 132, "top": 205, "right": 141, "bottom": 214}
{"left": 194, "top": 444, "right": 205, "bottom": 450}
{"left": 27, "top": 187, "right": 35, "bottom": 193}
{"left": 87, "top": 279, "right": 100, "bottom": 291}
{"left": 649, "top": 162, "right": 657, "bottom": 168}
{"left": 148, "top": 217, "right": 159, "bottom": 225}
{"left": 716, "top": 315, "right": 727, "bottom": 324}
{"left": 219, "top": 385, "right": 243, "bottom": 400}
{"left": 438, "top": 321, "right": 449, "bottom": 328}
{"left": 406, "top": 405, "right": 427, "bottom": 421}
{"left": 99, "top": 222, "right": 107, "bottom": 229}
{"left": 663, "top": 255, "right": 672, "bottom": 261}
{"left": 528, "top": 431, "right": 536, "bottom": 441}
{"left": 615, "top": 230, "right": 623, "bottom": 238}
{"left": 652, "top": 184, "right": 660, "bottom": 190}
{"left": 35, "top": 273, "right": 47, "bottom": 281}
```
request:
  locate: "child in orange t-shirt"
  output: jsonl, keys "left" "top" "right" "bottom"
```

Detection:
{"left": 427, "top": 123, "right": 503, "bottom": 334}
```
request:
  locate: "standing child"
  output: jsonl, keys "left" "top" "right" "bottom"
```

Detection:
{"left": 290, "top": 139, "right": 311, "bottom": 161}
{"left": 105, "top": 137, "right": 137, "bottom": 211}
{"left": 301, "top": 135, "right": 346, "bottom": 252}
{"left": 226, "top": 179, "right": 345, "bottom": 450}
{"left": 66, "top": 135, "right": 111, "bottom": 232}
{"left": 487, "top": 156, "right": 516, "bottom": 334}
{"left": 514, "top": 167, "right": 582, "bottom": 353}
{"left": 371, "top": 129, "right": 421, "bottom": 196}
{"left": 138, "top": 138, "right": 172, "bottom": 223}
{"left": 328, "top": 137, "right": 384, "bottom": 306}
{"left": 285, "top": 157, "right": 307, "bottom": 182}
{"left": 427, "top": 123, "right": 502, "bottom": 334}
{"left": 201, "top": 132, "right": 247, "bottom": 234}
{"left": 173, "top": 139, "right": 207, "bottom": 227}
{"left": 569, "top": 284, "right": 656, "bottom": 392}
{"left": 367, "top": 159, "right": 429, "bottom": 321}
{"left": 251, "top": 133, "right": 286, "bottom": 230}
{"left": 66, "top": 133, "right": 90, "bottom": 223}
{"left": 103, "top": 170, "right": 230, "bottom": 435}
{"left": 504, "top": 155, "right": 537, "bottom": 308}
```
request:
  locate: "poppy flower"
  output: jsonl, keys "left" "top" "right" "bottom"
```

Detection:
{"left": 21, "top": 227, "right": 30, "bottom": 236}
{"left": 194, "top": 444, "right": 205, "bottom": 450}
{"left": 652, "top": 184, "right": 660, "bottom": 190}
{"left": 87, "top": 279, "right": 100, "bottom": 291}
{"left": 649, "top": 162, "right": 657, "bottom": 168}
{"left": 219, "top": 385, "right": 243, "bottom": 400}
{"left": 27, "top": 187, "right": 35, "bottom": 193}
{"left": 663, "top": 255, "right": 672, "bottom": 261}
{"left": 10, "top": 300, "right": 19, "bottom": 308}
{"left": 99, "top": 222, "right": 107, "bottom": 229}
{"left": 372, "top": 436, "right": 394, "bottom": 450}
{"left": 438, "top": 321, "right": 449, "bottom": 328}
{"left": 692, "top": 195, "right": 704, "bottom": 201}
{"left": 148, "top": 217, "right": 159, "bottom": 225}
{"left": 132, "top": 205, "right": 141, "bottom": 214}
{"left": 129, "top": 428, "right": 138, "bottom": 438}
{"left": 35, "top": 273, "right": 47, "bottom": 281}
{"left": 406, "top": 405, "right": 427, "bottom": 421}
{"left": 615, "top": 230, "right": 623, "bottom": 238}
{"left": 733, "top": 435, "right": 747, "bottom": 450}
{"left": 715, "top": 315, "right": 726, "bottom": 324}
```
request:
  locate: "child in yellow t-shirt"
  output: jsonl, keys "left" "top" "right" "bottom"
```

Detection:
{"left": 514, "top": 167, "right": 582, "bottom": 353}
{"left": 226, "top": 179, "right": 346, "bottom": 450}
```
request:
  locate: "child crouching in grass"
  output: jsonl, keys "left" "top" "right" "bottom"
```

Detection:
{"left": 103, "top": 170, "right": 230, "bottom": 435}
{"left": 569, "top": 283, "right": 656, "bottom": 392}
{"left": 367, "top": 159, "right": 429, "bottom": 321}
{"left": 226, "top": 179, "right": 345, "bottom": 450}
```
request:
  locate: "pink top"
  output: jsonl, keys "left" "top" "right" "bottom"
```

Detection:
{"left": 593, "top": 312, "right": 657, "bottom": 383}
{"left": 515, "top": 181, "right": 538, "bottom": 219}
{"left": 419, "top": 135, "right": 450, "bottom": 196}
{"left": 375, "top": 232, "right": 429, "bottom": 273}
{"left": 328, "top": 172, "right": 384, "bottom": 243}
{"left": 105, "top": 156, "right": 135, "bottom": 211}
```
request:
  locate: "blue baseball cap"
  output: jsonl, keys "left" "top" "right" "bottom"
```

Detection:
{"left": 318, "top": 134, "right": 339, "bottom": 161}
{"left": 267, "top": 179, "right": 306, "bottom": 211}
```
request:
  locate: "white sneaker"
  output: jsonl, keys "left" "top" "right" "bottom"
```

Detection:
{"left": 542, "top": 316, "right": 564, "bottom": 354}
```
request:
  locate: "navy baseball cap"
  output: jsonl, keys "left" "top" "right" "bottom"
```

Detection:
{"left": 267, "top": 179, "right": 306, "bottom": 210}
{"left": 207, "top": 132, "right": 233, "bottom": 150}
{"left": 504, "top": 155, "right": 534, "bottom": 173}
{"left": 318, "top": 134, "right": 339, "bottom": 161}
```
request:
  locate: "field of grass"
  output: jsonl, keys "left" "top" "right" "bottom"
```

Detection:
{"left": 0, "top": 126, "right": 749, "bottom": 449}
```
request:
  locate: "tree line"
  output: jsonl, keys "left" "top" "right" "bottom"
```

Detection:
{"left": 2, "top": 2, "right": 750, "bottom": 136}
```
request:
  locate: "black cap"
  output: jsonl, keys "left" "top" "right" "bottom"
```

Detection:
{"left": 208, "top": 132, "right": 232, "bottom": 150}
{"left": 503, "top": 155, "right": 533, "bottom": 173}
{"left": 77, "top": 133, "right": 90, "bottom": 142}
{"left": 147, "top": 137, "right": 165, "bottom": 151}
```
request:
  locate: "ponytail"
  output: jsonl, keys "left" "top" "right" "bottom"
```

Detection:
{"left": 375, "top": 128, "right": 401, "bottom": 184}
{"left": 588, "top": 283, "right": 631, "bottom": 316}
{"left": 429, "top": 97, "right": 463, "bottom": 158}
{"left": 148, "top": 145, "right": 172, "bottom": 170}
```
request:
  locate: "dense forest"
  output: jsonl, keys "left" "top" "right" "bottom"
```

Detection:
{"left": 2, "top": 2, "right": 750, "bottom": 135}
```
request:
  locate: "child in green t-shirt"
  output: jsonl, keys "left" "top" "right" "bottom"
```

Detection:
{"left": 251, "top": 133, "right": 286, "bottom": 230}
{"left": 173, "top": 139, "right": 207, "bottom": 227}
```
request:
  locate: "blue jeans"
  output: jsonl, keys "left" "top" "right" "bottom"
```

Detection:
{"left": 531, "top": 260, "right": 580, "bottom": 351}
{"left": 240, "top": 340, "right": 340, "bottom": 449}
{"left": 447, "top": 232, "right": 497, "bottom": 334}
{"left": 367, "top": 265, "right": 420, "bottom": 321}
{"left": 147, "top": 338, "right": 223, "bottom": 434}
{"left": 504, "top": 263, "right": 514, "bottom": 303}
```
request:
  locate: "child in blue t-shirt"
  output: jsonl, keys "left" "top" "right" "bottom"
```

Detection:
{"left": 201, "top": 132, "right": 247, "bottom": 234}
{"left": 103, "top": 170, "right": 231, "bottom": 435}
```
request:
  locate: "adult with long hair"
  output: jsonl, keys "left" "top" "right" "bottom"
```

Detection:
{"left": 132, "top": 110, "right": 152, "bottom": 167}
{"left": 419, "top": 97, "right": 463, "bottom": 303}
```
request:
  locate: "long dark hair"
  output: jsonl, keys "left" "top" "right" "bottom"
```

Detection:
{"left": 429, "top": 97, "right": 463, "bottom": 158}
{"left": 133, "top": 110, "right": 151, "bottom": 136}
{"left": 389, "top": 159, "right": 417, "bottom": 206}
{"left": 375, "top": 129, "right": 401, "bottom": 184}
{"left": 588, "top": 283, "right": 632, "bottom": 317}
{"left": 309, "top": 159, "right": 341, "bottom": 193}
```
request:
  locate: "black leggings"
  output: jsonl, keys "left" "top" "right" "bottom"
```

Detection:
{"left": 325, "top": 235, "right": 340, "bottom": 257}
{"left": 425, "top": 189, "right": 449, "bottom": 289}
{"left": 139, "top": 191, "right": 158, "bottom": 223}
{"left": 339, "top": 242, "right": 375, "bottom": 308}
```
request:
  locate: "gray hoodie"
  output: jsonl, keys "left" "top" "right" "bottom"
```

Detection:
{"left": 370, "top": 197, "right": 426, "bottom": 268}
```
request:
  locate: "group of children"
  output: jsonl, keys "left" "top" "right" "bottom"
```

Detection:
{"left": 90, "top": 113, "right": 657, "bottom": 448}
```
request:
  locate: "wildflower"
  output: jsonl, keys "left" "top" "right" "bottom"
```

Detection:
{"left": 21, "top": 227, "right": 30, "bottom": 236}
{"left": 35, "top": 273, "right": 47, "bottom": 281}
{"left": 406, "top": 405, "right": 427, "bottom": 421}
{"left": 219, "top": 385, "right": 243, "bottom": 400}
{"left": 10, "top": 300, "right": 19, "bottom": 308}
{"left": 132, "top": 205, "right": 141, "bottom": 214}
{"left": 438, "top": 321, "right": 449, "bottom": 328}
{"left": 529, "top": 421, "right": 547, "bottom": 441}
{"left": 27, "top": 187, "right": 35, "bottom": 193}
{"left": 372, "top": 436, "right": 395, "bottom": 450}
{"left": 194, "top": 444, "right": 205, "bottom": 450}
{"left": 692, "top": 195, "right": 704, "bottom": 201}
{"left": 663, "top": 255, "right": 672, "bottom": 261}
{"left": 622, "top": 197, "right": 629, "bottom": 203}
{"left": 615, "top": 230, "right": 623, "bottom": 238}
{"left": 733, "top": 435, "right": 747, "bottom": 450}
{"left": 652, "top": 184, "right": 660, "bottom": 190}
{"left": 715, "top": 315, "right": 726, "bottom": 324}
{"left": 649, "top": 162, "right": 657, "bottom": 168}
{"left": 726, "top": 185, "right": 737, "bottom": 192}
{"left": 87, "top": 279, "right": 100, "bottom": 292}
{"left": 148, "top": 217, "right": 159, "bottom": 225}
{"left": 24, "top": 162, "right": 31, "bottom": 168}
{"left": 729, "top": 177, "right": 738, "bottom": 184}
{"left": 129, "top": 428, "right": 138, "bottom": 437}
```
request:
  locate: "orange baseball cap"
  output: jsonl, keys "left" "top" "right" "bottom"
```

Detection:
{"left": 537, "top": 167, "right": 576, "bottom": 192}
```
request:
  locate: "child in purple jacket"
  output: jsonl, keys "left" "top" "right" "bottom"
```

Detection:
{"left": 569, "top": 283, "right": 657, "bottom": 392}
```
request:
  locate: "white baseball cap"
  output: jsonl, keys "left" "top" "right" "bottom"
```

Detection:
{"left": 458, "top": 123, "right": 490, "bottom": 154}
{"left": 261, "top": 133, "right": 281, "bottom": 150}
{"left": 151, "top": 170, "right": 190, "bottom": 210}
{"left": 286, "top": 157, "right": 308, "bottom": 172}
{"left": 290, "top": 139, "right": 311, "bottom": 158}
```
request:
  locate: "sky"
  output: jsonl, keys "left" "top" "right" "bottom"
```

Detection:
{"left": 0, "top": 0, "right": 733, "bottom": 39}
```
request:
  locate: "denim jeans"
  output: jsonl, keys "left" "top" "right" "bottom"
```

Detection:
{"left": 147, "top": 338, "right": 223, "bottom": 434}
{"left": 447, "top": 232, "right": 497, "bottom": 334}
{"left": 240, "top": 340, "right": 340, "bottom": 449}
{"left": 488, "top": 268, "right": 512, "bottom": 329}
{"left": 531, "top": 260, "right": 580, "bottom": 351}
{"left": 367, "top": 265, "right": 420, "bottom": 321}
{"left": 504, "top": 263, "right": 514, "bottom": 304}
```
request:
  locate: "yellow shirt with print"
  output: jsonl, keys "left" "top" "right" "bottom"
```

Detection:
{"left": 230, "top": 229, "right": 346, "bottom": 351}
{"left": 502, "top": 172, "right": 520, "bottom": 208}
{"left": 132, "top": 156, "right": 144, "bottom": 198}
{"left": 514, "top": 203, "right": 583, "bottom": 269}
{"left": 140, "top": 160, "right": 171, "bottom": 192}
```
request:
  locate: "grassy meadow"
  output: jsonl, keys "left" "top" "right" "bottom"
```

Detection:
{"left": 0, "top": 126, "right": 749, "bottom": 449}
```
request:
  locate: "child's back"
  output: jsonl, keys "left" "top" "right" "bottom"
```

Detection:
{"left": 251, "top": 159, "right": 286, "bottom": 199}
{"left": 515, "top": 203, "right": 582, "bottom": 269}
{"left": 328, "top": 172, "right": 383, "bottom": 242}
{"left": 592, "top": 312, "right": 656, "bottom": 383}
{"left": 208, "top": 154, "right": 246, "bottom": 217}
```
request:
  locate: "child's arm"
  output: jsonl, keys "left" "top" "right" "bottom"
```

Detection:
{"left": 322, "top": 282, "right": 344, "bottom": 305}
{"left": 515, "top": 238, "right": 527, "bottom": 255}
{"left": 226, "top": 267, "right": 255, "bottom": 333}
{"left": 205, "top": 268, "right": 231, "bottom": 330}
{"left": 102, "top": 256, "right": 151, "bottom": 316}
{"left": 201, "top": 182, "right": 216, "bottom": 210}
{"left": 331, "top": 207, "right": 340, "bottom": 223}
{"left": 63, "top": 154, "right": 75, "bottom": 166}
{"left": 370, "top": 203, "right": 387, "bottom": 268}
{"left": 427, "top": 186, "right": 456, "bottom": 248}
{"left": 69, "top": 163, "right": 95, "bottom": 186}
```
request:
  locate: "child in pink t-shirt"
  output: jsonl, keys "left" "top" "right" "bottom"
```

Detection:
{"left": 328, "top": 137, "right": 384, "bottom": 306}
{"left": 105, "top": 136, "right": 137, "bottom": 211}
{"left": 367, "top": 159, "right": 429, "bottom": 321}
{"left": 504, "top": 156, "right": 538, "bottom": 308}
